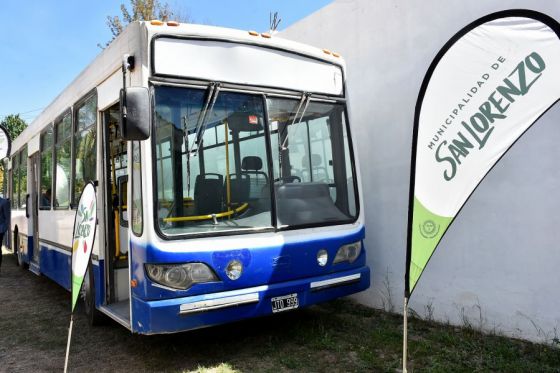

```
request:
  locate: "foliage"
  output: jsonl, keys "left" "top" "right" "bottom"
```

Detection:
{"left": 0, "top": 114, "right": 27, "bottom": 196}
{"left": 102, "top": 0, "right": 189, "bottom": 47}
{"left": 0, "top": 114, "right": 27, "bottom": 141}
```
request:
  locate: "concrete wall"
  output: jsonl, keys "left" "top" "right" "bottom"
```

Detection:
{"left": 283, "top": 0, "right": 560, "bottom": 343}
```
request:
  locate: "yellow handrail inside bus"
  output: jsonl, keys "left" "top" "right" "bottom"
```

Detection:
{"left": 163, "top": 203, "right": 249, "bottom": 223}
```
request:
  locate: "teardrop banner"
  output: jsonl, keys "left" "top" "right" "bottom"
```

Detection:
{"left": 64, "top": 182, "right": 97, "bottom": 373}
{"left": 0, "top": 125, "right": 12, "bottom": 160}
{"left": 403, "top": 9, "right": 560, "bottom": 372}
{"left": 70, "top": 182, "right": 97, "bottom": 311}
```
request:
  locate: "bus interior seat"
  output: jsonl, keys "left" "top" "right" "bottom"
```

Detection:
{"left": 241, "top": 156, "right": 268, "bottom": 199}
{"left": 227, "top": 174, "right": 250, "bottom": 205}
{"left": 194, "top": 173, "right": 224, "bottom": 215}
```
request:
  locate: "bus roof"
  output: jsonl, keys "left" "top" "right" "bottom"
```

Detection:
{"left": 143, "top": 21, "right": 345, "bottom": 65}
{"left": 11, "top": 21, "right": 345, "bottom": 153}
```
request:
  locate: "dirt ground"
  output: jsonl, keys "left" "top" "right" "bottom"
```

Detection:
{"left": 0, "top": 250, "right": 369, "bottom": 373}
{"left": 1, "top": 250, "right": 559, "bottom": 373}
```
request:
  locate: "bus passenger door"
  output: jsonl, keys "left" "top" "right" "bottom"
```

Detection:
{"left": 100, "top": 103, "right": 131, "bottom": 327}
{"left": 29, "top": 153, "right": 40, "bottom": 272}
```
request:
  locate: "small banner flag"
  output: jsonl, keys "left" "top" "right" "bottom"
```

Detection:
{"left": 405, "top": 10, "right": 560, "bottom": 297}
{"left": 65, "top": 182, "right": 97, "bottom": 372}
{"left": 71, "top": 182, "right": 97, "bottom": 311}
{"left": 0, "top": 125, "right": 11, "bottom": 160}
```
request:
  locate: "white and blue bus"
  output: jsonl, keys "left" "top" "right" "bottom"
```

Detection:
{"left": 8, "top": 21, "right": 369, "bottom": 334}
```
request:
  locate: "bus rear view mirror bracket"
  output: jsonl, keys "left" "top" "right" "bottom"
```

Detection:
{"left": 120, "top": 87, "right": 151, "bottom": 141}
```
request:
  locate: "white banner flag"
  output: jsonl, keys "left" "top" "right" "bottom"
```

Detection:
{"left": 406, "top": 10, "right": 560, "bottom": 296}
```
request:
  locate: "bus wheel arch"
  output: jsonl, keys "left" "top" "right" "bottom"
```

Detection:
{"left": 83, "top": 262, "right": 106, "bottom": 326}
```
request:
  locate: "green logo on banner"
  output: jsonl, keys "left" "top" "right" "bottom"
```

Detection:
{"left": 419, "top": 220, "right": 440, "bottom": 239}
{"left": 409, "top": 198, "right": 453, "bottom": 293}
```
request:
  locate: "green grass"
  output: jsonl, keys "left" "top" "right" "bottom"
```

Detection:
{"left": 0, "top": 252, "right": 559, "bottom": 372}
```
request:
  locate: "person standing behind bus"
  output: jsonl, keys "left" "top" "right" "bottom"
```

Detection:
{"left": 0, "top": 196, "right": 10, "bottom": 271}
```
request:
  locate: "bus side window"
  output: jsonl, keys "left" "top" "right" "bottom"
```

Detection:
{"left": 40, "top": 126, "right": 54, "bottom": 210}
{"left": 11, "top": 154, "right": 18, "bottom": 209}
{"left": 18, "top": 147, "right": 28, "bottom": 209}
{"left": 73, "top": 93, "right": 97, "bottom": 206}
{"left": 118, "top": 175, "right": 128, "bottom": 226}
{"left": 54, "top": 113, "right": 72, "bottom": 209}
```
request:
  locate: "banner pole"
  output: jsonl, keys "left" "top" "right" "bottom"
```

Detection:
{"left": 64, "top": 314, "right": 74, "bottom": 373}
{"left": 403, "top": 297, "right": 408, "bottom": 373}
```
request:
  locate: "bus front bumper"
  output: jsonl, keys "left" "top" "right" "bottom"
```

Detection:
{"left": 131, "top": 266, "right": 370, "bottom": 334}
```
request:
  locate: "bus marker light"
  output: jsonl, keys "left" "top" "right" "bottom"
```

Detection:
{"left": 226, "top": 260, "right": 243, "bottom": 280}
{"left": 130, "top": 279, "right": 138, "bottom": 288}
{"left": 332, "top": 52, "right": 341, "bottom": 58}
{"left": 248, "top": 30, "right": 259, "bottom": 36}
{"left": 167, "top": 21, "right": 179, "bottom": 26}
{"left": 261, "top": 32, "right": 272, "bottom": 39}
{"left": 323, "top": 49, "right": 332, "bottom": 55}
{"left": 150, "top": 20, "right": 164, "bottom": 26}
{"left": 317, "top": 249, "right": 328, "bottom": 266}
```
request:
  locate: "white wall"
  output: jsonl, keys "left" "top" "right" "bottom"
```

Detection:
{"left": 283, "top": 0, "right": 560, "bottom": 343}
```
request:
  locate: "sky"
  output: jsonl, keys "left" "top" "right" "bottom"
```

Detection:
{"left": 0, "top": 0, "right": 332, "bottom": 124}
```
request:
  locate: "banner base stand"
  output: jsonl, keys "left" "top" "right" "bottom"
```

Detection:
{"left": 403, "top": 297, "right": 408, "bottom": 373}
{"left": 64, "top": 314, "right": 74, "bottom": 373}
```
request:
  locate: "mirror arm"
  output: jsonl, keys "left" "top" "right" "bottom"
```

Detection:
{"left": 121, "top": 54, "right": 135, "bottom": 124}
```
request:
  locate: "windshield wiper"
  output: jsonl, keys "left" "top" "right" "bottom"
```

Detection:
{"left": 281, "top": 92, "right": 311, "bottom": 150}
{"left": 183, "top": 82, "right": 221, "bottom": 199}
{"left": 182, "top": 115, "right": 191, "bottom": 197}
{"left": 188, "top": 82, "right": 221, "bottom": 156}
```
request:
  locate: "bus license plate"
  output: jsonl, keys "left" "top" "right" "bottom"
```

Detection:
{"left": 271, "top": 293, "right": 299, "bottom": 313}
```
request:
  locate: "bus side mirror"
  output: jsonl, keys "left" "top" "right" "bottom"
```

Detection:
{"left": 120, "top": 87, "right": 150, "bottom": 140}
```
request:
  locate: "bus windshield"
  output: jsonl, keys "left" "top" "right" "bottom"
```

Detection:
{"left": 154, "top": 86, "right": 357, "bottom": 236}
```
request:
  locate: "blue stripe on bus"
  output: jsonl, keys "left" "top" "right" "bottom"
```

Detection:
{"left": 27, "top": 236, "right": 33, "bottom": 264}
{"left": 37, "top": 243, "right": 105, "bottom": 304}
{"left": 130, "top": 226, "right": 367, "bottom": 301}
{"left": 93, "top": 260, "right": 105, "bottom": 308}
{"left": 39, "top": 244, "right": 71, "bottom": 290}
{"left": 130, "top": 265, "right": 370, "bottom": 334}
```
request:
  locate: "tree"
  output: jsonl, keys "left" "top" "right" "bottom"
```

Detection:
{"left": 0, "top": 114, "right": 27, "bottom": 196}
{"left": 0, "top": 114, "right": 27, "bottom": 142}
{"left": 102, "top": 0, "right": 189, "bottom": 47}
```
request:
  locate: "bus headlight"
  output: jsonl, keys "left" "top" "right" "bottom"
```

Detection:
{"left": 333, "top": 241, "right": 362, "bottom": 264}
{"left": 145, "top": 263, "right": 218, "bottom": 290}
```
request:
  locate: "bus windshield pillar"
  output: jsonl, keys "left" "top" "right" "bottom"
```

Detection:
{"left": 171, "top": 122, "right": 184, "bottom": 218}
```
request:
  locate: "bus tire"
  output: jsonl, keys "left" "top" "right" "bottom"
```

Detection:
{"left": 14, "top": 231, "right": 26, "bottom": 268}
{"left": 83, "top": 263, "right": 106, "bottom": 326}
{"left": 13, "top": 231, "right": 19, "bottom": 266}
